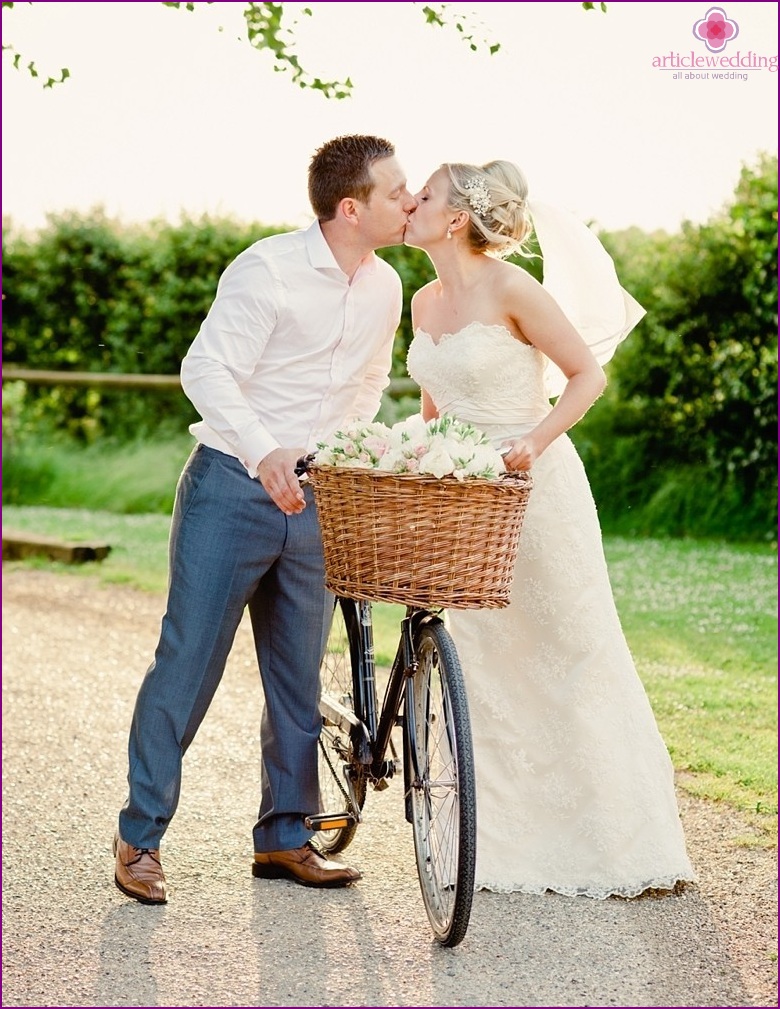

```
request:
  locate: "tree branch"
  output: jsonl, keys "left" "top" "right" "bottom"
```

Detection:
{"left": 3, "top": 1, "right": 604, "bottom": 93}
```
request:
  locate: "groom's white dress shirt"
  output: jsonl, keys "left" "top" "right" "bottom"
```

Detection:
{"left": 181, "top": 220, "right": 402, "bottom": 477}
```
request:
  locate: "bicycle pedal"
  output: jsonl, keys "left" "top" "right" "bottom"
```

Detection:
{"left": 304, "top": 812, "right": 357, "bottom": 831}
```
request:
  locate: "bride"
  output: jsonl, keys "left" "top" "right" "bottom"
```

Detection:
{"left": 404, "top": 160, "right": 695, "bottom": 898}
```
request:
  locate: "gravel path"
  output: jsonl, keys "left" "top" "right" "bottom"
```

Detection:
{"left": 2, "top": 568, "right": 777, "bottom": 1008}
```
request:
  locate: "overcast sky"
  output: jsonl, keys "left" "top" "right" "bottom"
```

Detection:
{"left": 2, "top": 1, "right": 777, "bottom": 233}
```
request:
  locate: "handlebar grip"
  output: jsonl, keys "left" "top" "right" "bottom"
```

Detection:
{"left": 294, "top": 453, "right": 317, "bottom": 477}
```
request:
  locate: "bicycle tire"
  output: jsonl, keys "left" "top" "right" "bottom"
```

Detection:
{"left": 406, "top": 621, "right": 476, "bottom": 948}
{"left": 317, "top": 597, "right": 367, "bottom": 854}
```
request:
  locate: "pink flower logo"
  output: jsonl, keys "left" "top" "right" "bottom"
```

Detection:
{"left": 693, "top": 6, "right": 739, "bottom": 53}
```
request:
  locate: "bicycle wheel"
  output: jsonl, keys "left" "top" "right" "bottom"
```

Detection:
{"left": 406, "top": 621, "right": 476, "bottom": 947}
{"left": 317, "top": 598, "right": 367, "bottom": 854}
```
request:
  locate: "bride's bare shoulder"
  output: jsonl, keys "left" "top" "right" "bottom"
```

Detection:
{"left": 485, "top": 261, "right": 542, "bottom": 314}
{"left": 412, "top": 279, "right": 438, "bottom": 300}
{"left": 492, "top": 257, "right": 539, "bottom": 289}
{"left": 411, "top": 280, "right": 439, "bottom": 313}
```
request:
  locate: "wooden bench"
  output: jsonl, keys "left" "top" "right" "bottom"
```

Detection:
{"left": 2, "top": 530, "right": 112, "bottom": 564}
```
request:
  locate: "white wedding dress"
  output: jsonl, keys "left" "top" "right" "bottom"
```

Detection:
{"left": 407, "top": 322, "right": 696, "bottom": 898}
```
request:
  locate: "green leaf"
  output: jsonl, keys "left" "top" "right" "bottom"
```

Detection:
{"left": 415, "top": 2, "right": 500, "bottom": 55}
{"left": 241, "top": 0, "right": 353, "bottom": 100}
{"left": 422, "top": 5, "right": 445, "bottom": 27}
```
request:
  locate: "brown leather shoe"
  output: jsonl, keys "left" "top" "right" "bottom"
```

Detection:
{"left": 114, "top": 833, "right": 168, "bottom": 904}
{"left": 252, "top": 841, "right": 361, "bottom": 888}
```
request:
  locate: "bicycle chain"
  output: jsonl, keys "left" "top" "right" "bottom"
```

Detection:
{"left": 318, "top": 735, "right": 357, "bottom": 812}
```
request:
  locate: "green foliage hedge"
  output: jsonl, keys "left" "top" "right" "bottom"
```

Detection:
{"left": 1, "top": 213, "right": 282, "bottom": 437}
{"left": 581, "top": 154, "right": 777, "bottom": 539}
{"left": 2, "top": 155, "right": 776, "bottom": 539}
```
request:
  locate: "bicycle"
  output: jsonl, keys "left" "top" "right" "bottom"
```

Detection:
{"left": 307, "top": 593, "right": 477, "bottom": 948}
{"left": 296, "top": 453, "right": 531, "bottom": 948}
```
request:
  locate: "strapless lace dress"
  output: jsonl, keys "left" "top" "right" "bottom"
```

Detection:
{"left": 407, "top": 322, "right": 695, "bottom": 897}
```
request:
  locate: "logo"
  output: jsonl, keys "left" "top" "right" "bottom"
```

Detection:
{"left": 652, "top": 4, "right": 776, "bottom": 77}
{"left": 692, "top": 7, "right": 739, "bottom": 53}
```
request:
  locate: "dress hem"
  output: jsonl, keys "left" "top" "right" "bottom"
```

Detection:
{"left": 474, "top": 872, "right": 697, "bottom": 899}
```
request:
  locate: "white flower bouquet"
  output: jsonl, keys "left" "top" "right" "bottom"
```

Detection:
{"left": 308, "top": 413, "right": 531, "bottom": 610}
{"left": 315, "top": 414, "right": 506, "bottom": 481}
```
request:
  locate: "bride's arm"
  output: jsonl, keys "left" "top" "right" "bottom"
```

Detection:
{"left": 503, "top": 271, "right": 606, "bottom": 470}
{"left": 411, "top": 291, "right": 440, "bottom": 421}
{"left": 420, "top": 388, "right": 439, "bottom": 421}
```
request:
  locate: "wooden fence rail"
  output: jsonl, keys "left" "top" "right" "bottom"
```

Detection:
{"left": 1, "top": 367, "right": 420, "bottom": 398}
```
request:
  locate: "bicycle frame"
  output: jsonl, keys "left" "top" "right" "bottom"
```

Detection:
{"left": 316, "top": 593, "right": 477, "bottom": 947}
{"left": 334, "top": 598, "right": 444, "bottom": 787}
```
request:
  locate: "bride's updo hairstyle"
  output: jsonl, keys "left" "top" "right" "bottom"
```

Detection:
{"left": 444, "top": 160, "right": 533, "bottom": 258}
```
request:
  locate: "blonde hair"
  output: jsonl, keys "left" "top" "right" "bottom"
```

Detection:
{"left": 443, "top": 160, "right": 533, "bottom": 258}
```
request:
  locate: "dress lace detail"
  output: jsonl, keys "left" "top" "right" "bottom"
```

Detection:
{"left": 407, "top": 324, "right": 696, "bottom": 899}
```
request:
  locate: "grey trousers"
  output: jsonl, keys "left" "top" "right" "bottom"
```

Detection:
{"left": 118, "top": 444, "right": 332, "bottom": 853}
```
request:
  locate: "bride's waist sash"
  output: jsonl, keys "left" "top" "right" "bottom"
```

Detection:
{"left": 438, "top": 399, "right": 550, "bottom": 434}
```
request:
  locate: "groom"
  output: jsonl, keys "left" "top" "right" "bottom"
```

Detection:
{"left": 114, "top": 135, "right": 416, "bottom": 903}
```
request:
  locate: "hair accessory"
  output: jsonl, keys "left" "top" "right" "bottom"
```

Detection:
{"left": 462, "top": 177, "right": 491, "bottom": 217}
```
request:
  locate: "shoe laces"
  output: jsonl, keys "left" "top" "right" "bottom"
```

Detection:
{"left": 127, "top": 846, "right": 161, "bottom": 866}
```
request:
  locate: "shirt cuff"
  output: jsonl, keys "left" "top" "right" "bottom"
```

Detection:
{"left": 242, "top": 430, "right": 283, "bottom": 479}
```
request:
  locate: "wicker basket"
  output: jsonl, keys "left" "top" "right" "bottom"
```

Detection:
{"left": 307, "top": 466, "right": 533, "bottom": 609}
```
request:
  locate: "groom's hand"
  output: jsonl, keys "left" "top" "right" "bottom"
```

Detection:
{"left": 257, "top": 448, "right": 307, "bottom": 515}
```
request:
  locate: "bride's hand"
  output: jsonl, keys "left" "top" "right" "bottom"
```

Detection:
{"left": 500, "top": 437, "right": 536, "bottom": 471}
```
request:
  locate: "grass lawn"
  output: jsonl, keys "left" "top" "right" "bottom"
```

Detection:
{"left": 3, "top": 505, "right": 777, "bottom": 839}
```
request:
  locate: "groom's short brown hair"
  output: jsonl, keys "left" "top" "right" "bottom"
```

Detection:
{"left": 309, "top": 135, "right": 395, "bottom": 221}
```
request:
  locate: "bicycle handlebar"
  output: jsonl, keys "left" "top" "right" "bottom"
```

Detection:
{"left": 294, "top": 453, "right": 317, "bottom": 478}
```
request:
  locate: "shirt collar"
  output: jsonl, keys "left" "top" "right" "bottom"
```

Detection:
{"left": 305, "top": 220, "right": 377, "bottom": 277}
